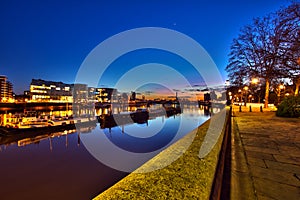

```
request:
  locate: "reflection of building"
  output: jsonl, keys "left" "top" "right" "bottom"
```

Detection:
{"left": 0, "top": 75, "right": 13, "bottom": 102}
{"left": 30, "top": 79, "right": 73, "bottom": 102}
{"left": 95, "top": 88, "right": 117, "bottom": 103}
{"left": 73, "top": 84, "right": 88, "bottom": 103}
{"left": 130, "top": 91, "right": 136, "bottom": 101}
{"left": 204, "top": 93, "right": 211, "bottom": 102}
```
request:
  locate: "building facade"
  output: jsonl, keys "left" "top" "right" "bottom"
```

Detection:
{"left": 95, "top": 88, "right": 117, "bottom": 103}
{"left": 30, "top": 79, "right": 73, "bottom": 102}
{"left": 0, "top": 75, "right": 13, "bottom": 102}
{"left": 73, "top": 83, "right": 88, "bottom": 103}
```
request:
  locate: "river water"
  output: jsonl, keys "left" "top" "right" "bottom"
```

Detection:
{"left": 0, "top": 104, "right": 211, "bottom": 200}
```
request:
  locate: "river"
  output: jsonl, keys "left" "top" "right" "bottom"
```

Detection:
{"left": 0, "top": 104, "right": 212, "bottom": 200}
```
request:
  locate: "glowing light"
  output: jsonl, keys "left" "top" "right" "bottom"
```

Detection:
{"left": 251, "top": 78, "right": 259, "bottom": 84}
{"left": 279, "top": 84, "right": 285, "bottom": 90}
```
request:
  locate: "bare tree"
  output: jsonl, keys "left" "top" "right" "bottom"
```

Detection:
{"left": 226, "top": 16, "right": 281, "bottom": 108}
{"left": 226, "top": 2, "right": 300, "bottom": 107}
{"left": 275, "top": 2, "right": 300, "bottom": 95}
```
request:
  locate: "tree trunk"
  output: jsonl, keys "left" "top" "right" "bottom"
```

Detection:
{"left": 264, "top": 79, "right": 270, "bottom": 108}
{"left": 295, "top": 78, "right": 300, "bottom": 96}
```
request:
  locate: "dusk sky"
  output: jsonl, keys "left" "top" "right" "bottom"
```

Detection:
{"left": 0, "top": 0, "right": 290, "bottom": 95}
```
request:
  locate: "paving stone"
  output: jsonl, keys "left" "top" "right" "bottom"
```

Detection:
{"left": 233, "top": 108, "right": 300, "bottom": 200}
{"left": 246, "top": 150, "right": 275, "bottom": 161}
{"left": 264, "top": 160, "right": 300, "bottom": 174}
{"left": 278, "top": 146, "right": 300, "bottom": 158}
{"left": 243, "top": 141, "right": 278, "bottom": 150}
{"left": 257, "top": 194, "right": 277, "bottom": 200}
{"left": 273, "top": 154, "right": 300, "bottom": 165}
{"left": 244, "top": 145, "right": 281, "bottom": 155}
{"left": 250, "top": 165, "right": 300, "bottom": 187}
{"left": 253, "top": 177, "right": 300, "bottom": 200}
{"left": 247, "top": 156, "right": 267, "bottom": 168}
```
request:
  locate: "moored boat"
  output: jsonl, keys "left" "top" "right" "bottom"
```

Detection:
{"left": 0, "top": 113, "right": 96, "bottom": 136}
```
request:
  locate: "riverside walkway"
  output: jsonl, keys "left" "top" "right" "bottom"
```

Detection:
{"left": 232, "top": 106, "right": 300, "bottom": 199}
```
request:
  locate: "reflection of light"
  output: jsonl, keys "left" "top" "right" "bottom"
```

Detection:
{"left": 228, "top": 92, "right": 232, "bottom": 95}
{"left": 285, "top": 93, "right": 290, "bottom": 96}
{"left": 244, "top": 86, "right": 249, "bottom": 91}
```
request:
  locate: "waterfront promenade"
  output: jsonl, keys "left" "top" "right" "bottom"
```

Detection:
{"left": 232, "top": 106, "right": 300, "bottom": 199}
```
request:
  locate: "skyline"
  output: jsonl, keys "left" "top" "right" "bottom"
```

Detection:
{"left": 0, "top": 0, "right": 290, "bottom": 94}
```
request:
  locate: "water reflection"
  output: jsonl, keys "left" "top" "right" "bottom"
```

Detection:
{"left": 96, "top": 104, "right": 182, "bottom": 130}
{"left": 0, "top": 104, "right": 214, "bottom": 151}
{"left": 0, "top": 104, "right": 215, "bottom": 199}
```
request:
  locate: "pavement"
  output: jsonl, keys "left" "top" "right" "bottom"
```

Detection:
{"left": 231, "top": 105, "right": 300, "bottom": 200}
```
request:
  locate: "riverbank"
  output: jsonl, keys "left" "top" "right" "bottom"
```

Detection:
{"left": 231, "top": 106, "right": 300, "bottom": 199}
{"left": 94, "top": 108, "right": 229, "bottom": 199}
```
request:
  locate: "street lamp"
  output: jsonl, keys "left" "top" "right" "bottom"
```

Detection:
{"left": 251, "top": 78, "right": 261, "bottom": 103}
{"left": 243, "top": 86, "right": 249, "bottom": 106}
{"left": 251, "top": 78, "right": 259, "bottom": 84}
{"left": 249, "top": 94, "right": 253, "bottom": 102}
{"left": 228, "top": 91, "right": 232, "bottom": 104}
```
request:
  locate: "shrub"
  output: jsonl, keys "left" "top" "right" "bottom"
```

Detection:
{"left": 276, "top": 95, "right": 300, "bottom": 118}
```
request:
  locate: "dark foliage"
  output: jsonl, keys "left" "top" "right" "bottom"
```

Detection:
{"left": 276, "top": 95, "right": 300, "bottom": 117}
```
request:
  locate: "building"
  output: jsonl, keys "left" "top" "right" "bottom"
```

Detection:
{"left": 88, "top": 87, "right": 96, "bottom": 101}
{"left": 73, "top": 83, "right": 88, "bottom": 103}
{"left": 30, "top": 79, "right": 73, "bottom": 102}
{"left": 0, "top": 75, "right": 13, "bottom": 102}
{"left": 95, "top": 88, "right": 117, "bottom": 103}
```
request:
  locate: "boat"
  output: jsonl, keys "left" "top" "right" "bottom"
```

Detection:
{"left": 162, "top": 104, "right": 182, "bottom": 117}
{"left": 97, "top": 108, "right": 149, "bottom": 129}
{"left": 0, "top": 113, "right": 97, "bottom": 136}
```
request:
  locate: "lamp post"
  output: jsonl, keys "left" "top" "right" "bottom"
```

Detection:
{"left": 228, "top": 91, "right": 232, "bottom": 105}
{"left": 251, "top": 78, "right": 260, "bottom": 103}
{"left": 243, "top": 86, "right": 249, "bottom": 106}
